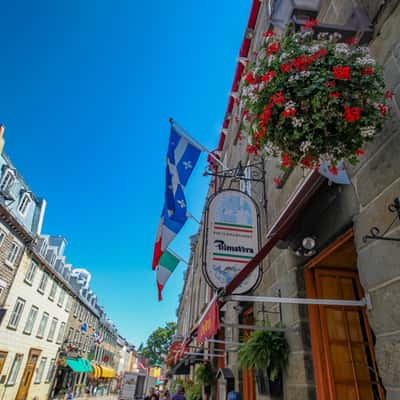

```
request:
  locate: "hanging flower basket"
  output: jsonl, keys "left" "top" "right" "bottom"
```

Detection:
{"left": 242, "top": 23, "right": 393, "bottom": 172}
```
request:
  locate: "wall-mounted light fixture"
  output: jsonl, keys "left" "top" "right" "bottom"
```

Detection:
{"left": 295, "top": 236, "right": 317, "bottom": 257}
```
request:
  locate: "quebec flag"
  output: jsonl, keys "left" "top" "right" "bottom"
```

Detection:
{"left": 152, "top": 127, "right": 201, "bottom": 269}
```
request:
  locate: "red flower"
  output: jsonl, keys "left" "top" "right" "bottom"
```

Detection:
{"left": 252, "top": 51, "right": 258, "bottom": 58}
{"left": 273, "top": 178, "right": 282, "bottom": 187}
{"left": 245, "top": 72, "right": 257, "bottom": 85}
{"left": 280, "top": 63, "right": 292, "bottom": 73}
{"left": 318, "top": 48, "right": 328, "bottom": 57}
{"left": 263, "top": 30, "right": 274, "bottom": 37}
{"left": 300, "top": 156, "right": 314, "bottom": 169}
{"left": 329, "top": 164, "right": 338, "bottom": 175}
{"left": 362, "top": 67, "right": 373, "bottom": 76}
{"left": 281, "top": 153, "right": 292, "bottom": 167}
{"left": 333, "top": 66, "right": 351, "bottom": 80}
{"left": 329, "top": 91, "right": 341, "bottom": 98}
{"left": 356, "top": 148, "right": 364, "bottom": 156}
{"left": 246, "top": 144, "right": 258, "bottom": 155}
{"left": 261, "top": 70, "right": 275, "bottom": 83}
{"left": 270, "top": 91, "right": 284, "bottom": 104}
{"left": 234, "top": 116, "right": 240, "bottom": 123}
{"left": 344, "top": 37, "right": 357, "bottom": 45}
{"left": 378, "top": 103, "right": 389, "bottom": 116}
{"left": 282, "top": 108, "right": 296, "bottom": 118}
{"left": 266, "top": 43, "right": 280, "bottom": 55}
{"left": 304, "top": 18, "right": 318, "bottom": 29}
{"left": 344, "top": 106, "right": 361, "bottom": 123}
{"left": 236, "top": 132, "right": 242, "bottom": 141}
{"left": 384, "top": 90, "right": 395, "bottom": 100}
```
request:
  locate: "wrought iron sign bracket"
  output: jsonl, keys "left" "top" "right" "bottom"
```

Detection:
{"left": 363, "top": 198, "right": 400, "bottom": 243}
{"left": 204, "top": 160, "right": 265, "bottom": 184}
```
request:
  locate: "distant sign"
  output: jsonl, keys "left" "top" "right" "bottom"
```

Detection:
{"left": 203, "top": 190, "right": 261, "bottom": 294}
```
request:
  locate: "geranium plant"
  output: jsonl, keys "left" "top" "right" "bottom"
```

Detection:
{"left": 242, "top": 23, "right": 393, "bottom": 172}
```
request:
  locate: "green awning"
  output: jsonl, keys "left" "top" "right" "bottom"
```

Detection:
{"left": 66, "top": 358, "right": 93, "bottom": 373}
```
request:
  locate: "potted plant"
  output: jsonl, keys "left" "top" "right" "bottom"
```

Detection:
{"left": 195, "top": 362, "right": 216, "bottom": 396}
{"left": 238, "top": 330, "right": 289, "bottom": 396}
{"left": 241, "top": 21, "right": 392, "bottom": 174}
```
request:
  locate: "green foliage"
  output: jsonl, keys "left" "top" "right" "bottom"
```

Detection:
{"left": 242, "top": 27, "right": 391, "bottom": 169}
{"left": 238, "top": 330, "right": 289, "bottom": 382}
{"left": 139, "top": 322, "right": 177, "bottom": 365}
{"left": 194, "top": 362, "right": 216, "bottom": 386}
{"left": 184, "top": 382, "right": 202, "bottom": 400}
{"left": 171, "top": 378, "right": 184, "bottom": 393}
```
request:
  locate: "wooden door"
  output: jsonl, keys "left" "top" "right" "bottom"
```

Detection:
{"left": 305, "top": 231, "right": 384, "bottom": 400}
{"left": 0, "top": 351, "right": 7, "bottom": 375}
{"left": 16, "top": 349, "right": 41, "bottom": 400}
{"left": 241, "top": 308, "right": 256, "bottom": 400}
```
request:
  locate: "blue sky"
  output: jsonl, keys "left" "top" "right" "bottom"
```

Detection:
{"left": 0, "top": 0, "right": 250, "bottom": 346}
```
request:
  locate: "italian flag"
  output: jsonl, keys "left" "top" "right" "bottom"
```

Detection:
{"left": 156, "top": 250, "right": 180, "bottom": 301}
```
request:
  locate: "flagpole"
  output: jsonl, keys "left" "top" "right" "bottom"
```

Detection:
{"left": 187, "top": 212, "right": 201, "bottom": 225}
{"left": 166, "top": 248, "right": 189, "bottom": 265}
{"left": 169, "top": 118, "right": 227, "bottom": 169}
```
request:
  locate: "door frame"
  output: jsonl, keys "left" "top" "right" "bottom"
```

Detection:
{"left": 304, "top": 229, "right": 384, "bottom": 400}
{"left": 16, "top": 348, "right": 41, "bottom": 400}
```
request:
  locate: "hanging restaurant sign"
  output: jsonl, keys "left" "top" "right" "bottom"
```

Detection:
{"left": 203, "top": 189, "right": 261, "bottom": 294}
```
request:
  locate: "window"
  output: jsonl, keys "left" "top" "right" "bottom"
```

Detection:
{"left": 25, "top": 261, "right": 38, "bottom": 284}
{"left": 23, "top": 305, "right": 39, "bottom": 335}
{"left": 38, "top": 271, "right": 49, "bottom": 293}
{"left": 74, "top": 302, "right": 79, "bottom": 318}
{"left": 65, "top": 295, "right": 72, "bottom": 312}
{"left": 45, "top": 358, "right": 56, "bottom": 383}
{"left": 67, "top": 327, "right": 74, "bottom": 342}
{"left": 73, "top": 330, "right": 79, "bottom": 345}
{"left": 47, "top": 317, "right": 58, "bottom": 342}
{"left": 36, "top": 312, "right": 49, "bottom": 338}
{"left": 6, "top": 242, "right": 20, "bottom": 267}
{"left": 17, "top": 192, "right": 31, "bottom": 216}
{"left": 48, "top": 280, "right": 57, "bottom": 301}
{"left": 40, "top": 241, "right": 48, "bottom": 257}
{"left": 0, "top": 229, "right": 6, "bottom": 247}
{"left": 34, "top": 357, "right": 47, "bottom": 384}
{"left": 8, "top": 298, "right": 25, "bottom": 329}
{"left": 0, "top": 169, "right": 14, "bottom": 192}
{"left": 57, "top": 288, "right": 65, "bottom": 307}
{"left": 56, "top": 322, "right": 66, "bottom": 344}
{"left": 7, "top": 354, "right": 23, "bottom": 385}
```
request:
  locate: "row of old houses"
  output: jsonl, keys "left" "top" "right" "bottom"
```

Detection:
{"left": 171, "top": 1, "right": 400, "bottom": 400}
{"left": 0, "top": 129, "right": 139, "bottom": 399}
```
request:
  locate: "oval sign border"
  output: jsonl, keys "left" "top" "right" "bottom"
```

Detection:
{"left": 202, "top": 189, "right": 262, "bottom": 294}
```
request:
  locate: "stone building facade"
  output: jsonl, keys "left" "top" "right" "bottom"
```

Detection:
{"left": 173, "top": 1, "right": 400, "bottom": 400}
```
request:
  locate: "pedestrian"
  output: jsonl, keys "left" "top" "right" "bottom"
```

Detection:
{"left": 162, "top": 390, "right": 171, "bottom": 400}
{"left": 172, "top": 384, "right": 186, "bottom": 400}
{"left": 66, "top": 388, "right": 74, "bottom": 400}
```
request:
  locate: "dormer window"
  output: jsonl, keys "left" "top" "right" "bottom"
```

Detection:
{"left": 18, "top": 192, "right": 32, "bottom": 216}
{"left": 40, "top": 241, "right": 48, "bottom": 257}
{"left": 0, "top": 168, "right": 15, "bottom": 192}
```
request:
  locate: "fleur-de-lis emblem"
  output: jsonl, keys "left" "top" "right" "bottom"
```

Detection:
{"left": 183, "top": 161, "right": 193, "bottom": 170}
{"left": 177, "top": 199, "right": 186, "bottom": 208}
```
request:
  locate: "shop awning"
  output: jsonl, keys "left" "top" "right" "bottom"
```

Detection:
{"left": 99, "top": 366, "right": 116, "bottom": 378}
{"left": 66, "top": 358, "right": 93, "bottom": 373}
{"left": 170, "top": 359, "right": 190, "bottom": 376}
{"left": 91, "top": 364, "right": 102, "bottom": 379}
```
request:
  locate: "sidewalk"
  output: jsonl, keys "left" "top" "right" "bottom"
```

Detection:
{"left": 74, "top": 396, "right": 117, "bottom": 400}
